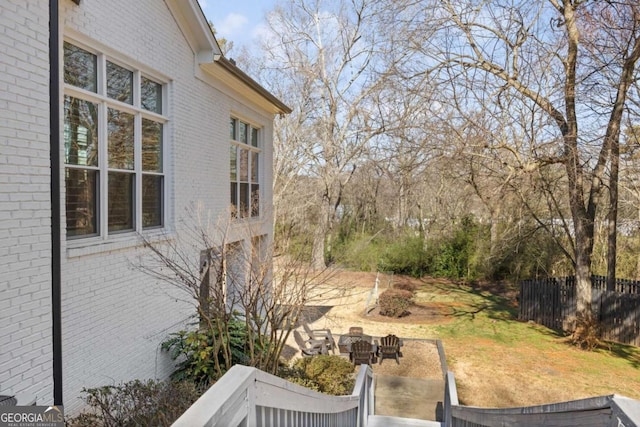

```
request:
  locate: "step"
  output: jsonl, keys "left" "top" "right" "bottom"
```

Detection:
{"left": 374, "top": 375, "right": 445, "bottom": 420}
{"left": 368, "top": 415, "right": 443, "bottom": 427}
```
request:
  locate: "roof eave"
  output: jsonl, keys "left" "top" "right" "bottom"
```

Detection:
{"left": 164, "top": 0, "right": 221, "bottom": 62}
{"left": 213, "top": 56, "right": 292, "bottom": 115}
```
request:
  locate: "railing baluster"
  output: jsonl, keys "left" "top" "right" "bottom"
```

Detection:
{"left": 173, "top": 364, "right": 373, "bottom": 427}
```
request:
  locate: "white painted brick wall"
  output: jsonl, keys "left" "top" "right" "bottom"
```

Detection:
{"left": 58, "top": 0, "right": 276, "bottom": 414}
{"left": 0, "top": 0, "right": 53, "bottom": 406}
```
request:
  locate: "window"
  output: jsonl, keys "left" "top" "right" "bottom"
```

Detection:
{"left": 63, "top": 41, "right": 166, "bottom": 238}
{"left": 230, "top": 118, "right": 261, "bottom": 218}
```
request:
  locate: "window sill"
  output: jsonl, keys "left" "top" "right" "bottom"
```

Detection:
{"left": 66, "top": 228, "right": 175, "bottom": 259}
{"left": 231, "top": 213, "right": 267, "bottom": 222}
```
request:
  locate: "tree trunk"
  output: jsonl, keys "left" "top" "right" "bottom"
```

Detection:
{"left": 311, "top": 197, "right": 332, "bottom": 270}
{"left": 573, "top": 213, "right": 594, "bottom": 322}
{"left": 607, "top": 137, "right": 620, "bottom": 291}
{"left": 311, "top": 226, "right": 326, "bottom": 270}
{"left": 489, "top": 205, "right": 502, "bottom": 260}
{"left": 397, "top": 174, "right": 407, "bottom": 228}
{"left": 199, "top": 264, "right": 210, "bottom": 327}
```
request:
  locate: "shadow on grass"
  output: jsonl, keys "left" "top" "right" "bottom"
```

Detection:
{"left": 524, "top": 321, "right": 567, "bottom": 340}
{"left": 417, "top": 276, "right": 640, "bottom": 362}
{"left": 603, "top": 342, "right": 640, "bottom": 369}
{"left": 418, "top": 277, "right": 572, "bottom": 344}
{"left": 421, "top": 278, "right": 518, "bottom": 322}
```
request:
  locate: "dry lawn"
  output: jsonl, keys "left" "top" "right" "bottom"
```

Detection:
{"left": 288, "top": 270, "right": 640, "bottom": 408}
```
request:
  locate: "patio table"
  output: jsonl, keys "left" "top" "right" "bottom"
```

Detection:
{"left": 338, "top": 333, "right": 372, "bottom": 353}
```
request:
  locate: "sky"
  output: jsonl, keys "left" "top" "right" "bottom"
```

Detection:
{"left": 197, "top": 0, "right": 278, "bottom": 54}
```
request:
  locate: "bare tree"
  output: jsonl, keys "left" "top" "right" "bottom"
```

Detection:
{"left": 135, "top": 207, "right": 340, "bottom": 378}
{"left": 392, "top": 0, "right": 640, "bottom": 330}
{"left": 621, "top": 123, "right": 640, "bottom": 278}
{"left": 259, "top": 0, "right": 389, "bottom": 269}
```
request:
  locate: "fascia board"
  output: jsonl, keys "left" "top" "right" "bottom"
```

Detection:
{"left": 164, "top": 0, "right": 221, "bottom": 62}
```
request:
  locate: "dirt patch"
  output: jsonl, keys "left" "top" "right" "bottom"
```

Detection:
{"left": 364, "top": 302, "right": 452, "bottom": 325}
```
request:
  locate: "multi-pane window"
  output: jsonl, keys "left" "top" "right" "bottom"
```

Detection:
{"left": 230, "top": 118, "right": 260, "bottom": 218}
{"left": 63, "top": 41, "right": 166, "bottom": 238}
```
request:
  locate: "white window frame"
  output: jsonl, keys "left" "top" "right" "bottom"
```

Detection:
{"left": 62, "top": 38, "right": 169, "bottom": 242}
{"left": 230, "top": 117, "right": 262, "bottom": 219}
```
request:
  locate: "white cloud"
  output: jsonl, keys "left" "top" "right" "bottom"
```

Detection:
{"left": 218, "top": 13, "right": 249, "bottom": 37}
{"left": 197, "top": 0, "right": 208, "bottom": 9}
{"left": 251, "top": 22, "right": 273, "bottom": 43}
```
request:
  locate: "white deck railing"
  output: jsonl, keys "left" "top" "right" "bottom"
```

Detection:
{"left": 171, "top": 346, "right": 640, "bottom": 427}
{"left": 443, "top": 369, "right": 640, "bottom": 427}
{"left": 172, "top": 364, "right": 375, "bottom": 427}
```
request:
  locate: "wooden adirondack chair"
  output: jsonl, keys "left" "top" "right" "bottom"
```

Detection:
{"left": 302, "top": 322, "right": 336, "bottom": 354}
{"left": 293, "top": 330, "right": 327, "bottom": 357}
{"left": 378, "top": 334, "right": 401, "bottom": 364}
{"left": 350, "top": 340, "right": 374, "bottom": 366}
{"left": 348, "top": 326, "right": 363, "bottom": 336}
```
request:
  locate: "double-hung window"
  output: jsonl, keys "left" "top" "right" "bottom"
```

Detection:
{"left": 63, "top": 41, "right": 166, "bottom": 239}
{"left": 230, "top": 118, "right": 261, "bottom": 218}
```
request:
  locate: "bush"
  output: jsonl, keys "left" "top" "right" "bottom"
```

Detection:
{"left": 65, "top": 380, "right": 200, "bottom": 427}
{"left": 378, "top": 234, "right": 430, "bottom": 277}
{"left": 161, "top": 316, "right": 262, "bottom": 388}
{"left": 379, "top": 289, "right": 413, "bottom": 317}
{"left": 278, "top": 355, "right": 355, "bottom": 396}
{"left": 429, "top": 216, "right": 481, "bottom": 280}
{"left": 332, "top": 233, "right": 388, "bottom": 271}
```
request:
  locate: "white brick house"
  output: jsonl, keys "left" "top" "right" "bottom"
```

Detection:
{"left": 0, "top": 0, "right": 289, "bottom": 412}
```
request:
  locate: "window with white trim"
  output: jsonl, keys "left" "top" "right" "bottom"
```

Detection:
{"left": 63, "top": 41, "right": 166, "bottom": 238}
{"left": 230, "top": 118, "right": 260, "bottom": 218}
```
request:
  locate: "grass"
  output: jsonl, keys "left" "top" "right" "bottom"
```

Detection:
{"left": 410, "top": 277, "right": 640, "bottom": 407}
{"left": 312, "top": 269, "right": 640, "bottom": 407}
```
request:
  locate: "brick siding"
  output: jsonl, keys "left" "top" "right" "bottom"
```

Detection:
{"left": 0, "top": 0, "right": 275, "bottom": 413}
{"left": 0, "top": 0, "right": 53, "bottom": 406}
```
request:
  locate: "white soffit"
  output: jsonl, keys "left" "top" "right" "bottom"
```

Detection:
{"left": 164, "top": 0, "right": 221, "bottom": 63}
{"left": 201, "top": 60, "right": 292, "bottom": 116}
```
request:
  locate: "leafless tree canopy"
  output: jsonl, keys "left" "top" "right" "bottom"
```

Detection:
{"left": 236, "top": 0, "right": 640, "bottom": 334}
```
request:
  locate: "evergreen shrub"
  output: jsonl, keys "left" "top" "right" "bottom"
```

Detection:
{"left": 279, "top": 355, "right": 355, "bottom": 395}
{"left": 378, "top": 235, "right": 430, "bottom": 277}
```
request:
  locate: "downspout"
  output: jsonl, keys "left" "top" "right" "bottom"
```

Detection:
{"left": 49, "top": 0, "right": 63, "bottom": 406}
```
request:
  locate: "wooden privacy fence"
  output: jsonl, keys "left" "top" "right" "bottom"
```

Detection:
{"left": 519, "top": 276, "right": 640, "bottom": 347}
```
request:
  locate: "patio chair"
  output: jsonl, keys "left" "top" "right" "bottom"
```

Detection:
{"left": 293, "top": 330, "right": 327, "bottom": 357}
{"left": 378, "top": 334, "right": 401, "bottom": 365}
{"left": 350, "top": 339, "right": 374, "bottom": 366}
{"left": 302, "top": 322, "right": 336, "bottom": 354}
{"left": 348, "top": 326, "right": 364, "bottom": 336}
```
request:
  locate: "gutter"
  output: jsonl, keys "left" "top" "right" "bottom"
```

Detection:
{"left": 214, "top": 56, "right": 292, "bottom": 115}
{"left": 49, "top": 0, "right": 63, "bottom": 406}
